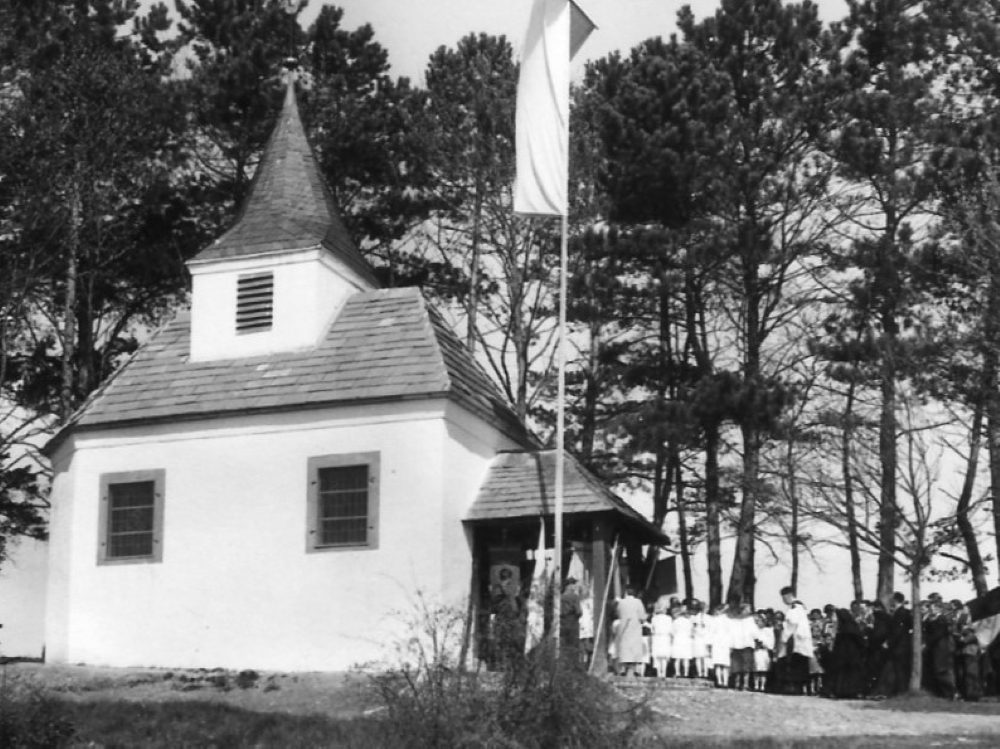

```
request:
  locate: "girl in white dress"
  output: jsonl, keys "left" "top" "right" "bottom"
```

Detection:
{"left": 731, "top": 604, "right": 759, "bottom": 691}
{"left": 708, "top": 604, "right": 732, "bottom": 688}
{"left": 753, "top": 612, "right": 774, "bottom": 691}
{"left": 650, "top": 600, "right": 674, "bottom": 679}
{"left": 690, "top": 601, "right": 708, "bottom": 679}
{"left": 671, "top": 605, "right": 693, "bottom": 677}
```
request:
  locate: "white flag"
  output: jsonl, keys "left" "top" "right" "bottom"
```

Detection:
{"left": 513, "top": 0, "right": 595, "bottom": 217}
{"left": 525, "top": 517, "right": 548, "bottom": 652}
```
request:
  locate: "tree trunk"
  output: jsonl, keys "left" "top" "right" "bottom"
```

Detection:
{"left": 465, "top": 186, "right": 482, "bottom": 354}
{"left": 645, "top": 445, "right": 670, "bottom": 576}
{"left": 728, "top": 421, "right": 760, "bottom": 605}
{"left": 985, "top": 271, "right": 1000, "bottom": 584}
{"left": 788, "top": 437, "right": 799, "bottom": 593}
{"left": 685, "top": 266, "right": 723, "bottom": 607}
{"left": 957, "top": 401, "right": 989, "bottom": 597}
{"left": 876, "top": 133, "right": 902, "bottom": 607}
{"left": 909, "top": 567, "right": 923, "bottom": 694}
{"left": 705, "top": 425, "right": 724, "bottom": 608}
{"left": 76, "top": 278, "right": 95, "bottom": 400}
{"left": 60, "top": 175, "right": 81, "bottom": 421}
{"left": 672, "top": 445, "right": 694, "bottom": 601}
{"left": 509, "top": 260, "right": 529, "bottom": 423}
{"left": 843, "top": 379, "right": 864, "bottom": 601}
{"left": 876, "top": 236, "right": 900, "bottom": 606}
{"left": 987, "top": 400, "right": 1000, "bottom": 587}
{"left": 577, "top": 325, "right": 600, "bottom": 465}
{"left": 729, "top": 236, "right": 762, "bottom": 606}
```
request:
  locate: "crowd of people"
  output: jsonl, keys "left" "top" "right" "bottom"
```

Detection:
{"left": 606, "top": 586, "right": 989, "bottom": 701}
{"left": 488, "top": 572, "right": 994, "bottom": 702}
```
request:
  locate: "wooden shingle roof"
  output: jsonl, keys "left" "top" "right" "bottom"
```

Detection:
{"left": 193, "top": 83, "right": 379, "bottom": 289}
{"left": 47, "top": 287, "right": 531, "bottom": 450}
{"left": 467, "top": 450, "right": 668, "bottom": 544}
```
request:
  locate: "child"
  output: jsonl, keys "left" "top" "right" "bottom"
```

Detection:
{"left": 731, "top": 603, "right": 757, "bottom": 691}
{"left": 671, "top": 605, "right": 693, "bottom": 678}
{"left": 691, "top": 600, "right": 708, "bottom": 679}
{"left": 807, "top": 608, "right": 826, "bottom": 696}
{"left": 753, "top": 612, "right": 774, "bottom": 692}
{"left": 650, "top": 599, "right": 674, "bottom": 679}
{"left": 708, "top": 603, "right": 732, "bottom": 688}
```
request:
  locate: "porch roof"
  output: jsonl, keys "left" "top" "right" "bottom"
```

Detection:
{"left": 467, "top": 450, "right": 668, "bottom": 545}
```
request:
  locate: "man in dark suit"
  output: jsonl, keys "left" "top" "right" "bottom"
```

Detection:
{"left": 924, "top": 600, "right": 958, "bottom": 699}
{"left": 886, "top": 591, "right": 914, "bottom": 695}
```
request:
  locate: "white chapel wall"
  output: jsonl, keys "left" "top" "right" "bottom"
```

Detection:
{"left": 439, "top": 404, "right": 526, "bottom": 604}
{"left": 0, "top": 536, "right": 48, "bottom": 659}
{"left": 45, "top": 401, "right": 454, "bottom": 672}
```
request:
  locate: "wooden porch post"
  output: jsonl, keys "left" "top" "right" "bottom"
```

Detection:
{"left": 591, "top": 516, "right": 612, "bottom": 676}
{"left": 460, "top": 524, "right": 481, "bottom": 669}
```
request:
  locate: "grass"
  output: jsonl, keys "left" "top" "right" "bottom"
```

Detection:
{"left": 659, "top": 739, "right": 997, "bottom": 748}
{"left": 53, "top": 694, "right": 1000, "bottom": 749}
{"left": 5, "top": 661, "right": 1000, "bottom": 747}
{"left": 0, "top": 692, "right": 994, "bottom": 748}
{"left": 57, "top": 700, "right": 387, "bottom": 748}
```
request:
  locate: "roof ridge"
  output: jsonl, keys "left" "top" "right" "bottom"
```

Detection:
{"left": 410, "top": 289, "right": 454, "bottom": 392}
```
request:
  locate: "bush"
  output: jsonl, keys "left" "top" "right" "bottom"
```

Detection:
{"left": 0, "top": 686, "right": 75, "bottom": 748}
{"left": 364, "top": 595, "right": 649, "bottom": 748}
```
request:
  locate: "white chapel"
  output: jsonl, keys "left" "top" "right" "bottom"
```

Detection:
{"left": 41, "top": 81, "right": 665, "bottom": 672}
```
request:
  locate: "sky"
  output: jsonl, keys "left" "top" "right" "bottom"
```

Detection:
{"left": 301, "top": 0, "right": 851, "bottom": 85}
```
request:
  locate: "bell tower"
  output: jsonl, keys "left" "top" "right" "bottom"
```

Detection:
{"left": 186, "top": 81, "right": 379, "bottom": 361}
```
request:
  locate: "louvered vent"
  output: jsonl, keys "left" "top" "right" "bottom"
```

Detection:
{"left": 236, "top": 272, "right": 274, "bottom": 333}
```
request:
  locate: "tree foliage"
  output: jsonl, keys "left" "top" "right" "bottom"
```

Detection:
{"left": 2, "top": 0, "right": 999, "bottom": 604}
{"left": 177, "top": 0, "right": 437, "bottom": 281}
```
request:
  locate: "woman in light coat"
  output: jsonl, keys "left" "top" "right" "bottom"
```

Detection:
{"left": 614, "top": 586, "right": 647, "bottom": 677}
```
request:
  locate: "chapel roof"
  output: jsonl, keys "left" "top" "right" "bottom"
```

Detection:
{"left": 192, "top": 81, "right": 380, "bottom": 289}
{"left": 467, "top": 450, "right": 669, "bottom": 545}
{"left": 46, "top": 287, "right": 532, "bottom": 451}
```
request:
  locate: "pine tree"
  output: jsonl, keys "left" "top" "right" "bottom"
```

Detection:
{"left": 819, "top": 0, "right": 951, "bottom": 603}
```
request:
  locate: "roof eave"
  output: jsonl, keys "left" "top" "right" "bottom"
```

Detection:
{"left": 44, "top": 387, "right": 532, "bottom": 456}
{"left": 186, "top": 243, "right": 325, "bottom": 268}
{"left": 464, "top": 510, "right": 668, "bottom": 546}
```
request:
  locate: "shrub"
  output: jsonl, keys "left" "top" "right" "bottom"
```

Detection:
{"left": 364, "top": 594, "right": 649, "bottom": 748}
{"left": 236, "top": 669, "right": 260, "bottom": 689}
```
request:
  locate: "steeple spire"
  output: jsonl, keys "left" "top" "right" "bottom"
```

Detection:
{"left": 193, "top": 80, "right": 379, "bottom": 290}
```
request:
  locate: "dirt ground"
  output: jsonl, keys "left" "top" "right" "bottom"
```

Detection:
{"left": 5, "top": 662, "right": 1000, "bottom": 743}
{"left": 640, "top": 685, "right": 1000, "bottom": 741}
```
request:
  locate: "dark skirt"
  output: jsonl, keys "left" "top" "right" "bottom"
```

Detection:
{"left": 771, "top": 653, "right": 810, "bottom": 694}
{"left": 731, "top": 647, "right": 755, "bottom": 675}
{"left": 829, "top": 634, "right": 867, "bottom": 698}
{"left": 927, "top": 641, "right": 956, "bottom": 698}
{"left": 961, "top": 653, "right": 983, "bottom": 701}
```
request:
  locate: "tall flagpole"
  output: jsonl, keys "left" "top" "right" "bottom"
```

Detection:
{"left": 513, "top": 0, "right": 595, "bottom": 662}
{"left": 553, "top": 212, "right": 568, "bottom": 659}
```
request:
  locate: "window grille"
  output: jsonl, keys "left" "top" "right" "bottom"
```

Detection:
{"left": 317, "top": 465, "right": 369, "bottom": 546}
{"left": 236, "top": 272, "right": 274, "bottom": 333}
{"left": 99, "top": 469, "right": 165, "bottom": 565}
{"left": 307, "top": 452, "right": 379, "bottom": 552}
{"left": 108, "top": 481, "right": 156, "bottom": 558}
